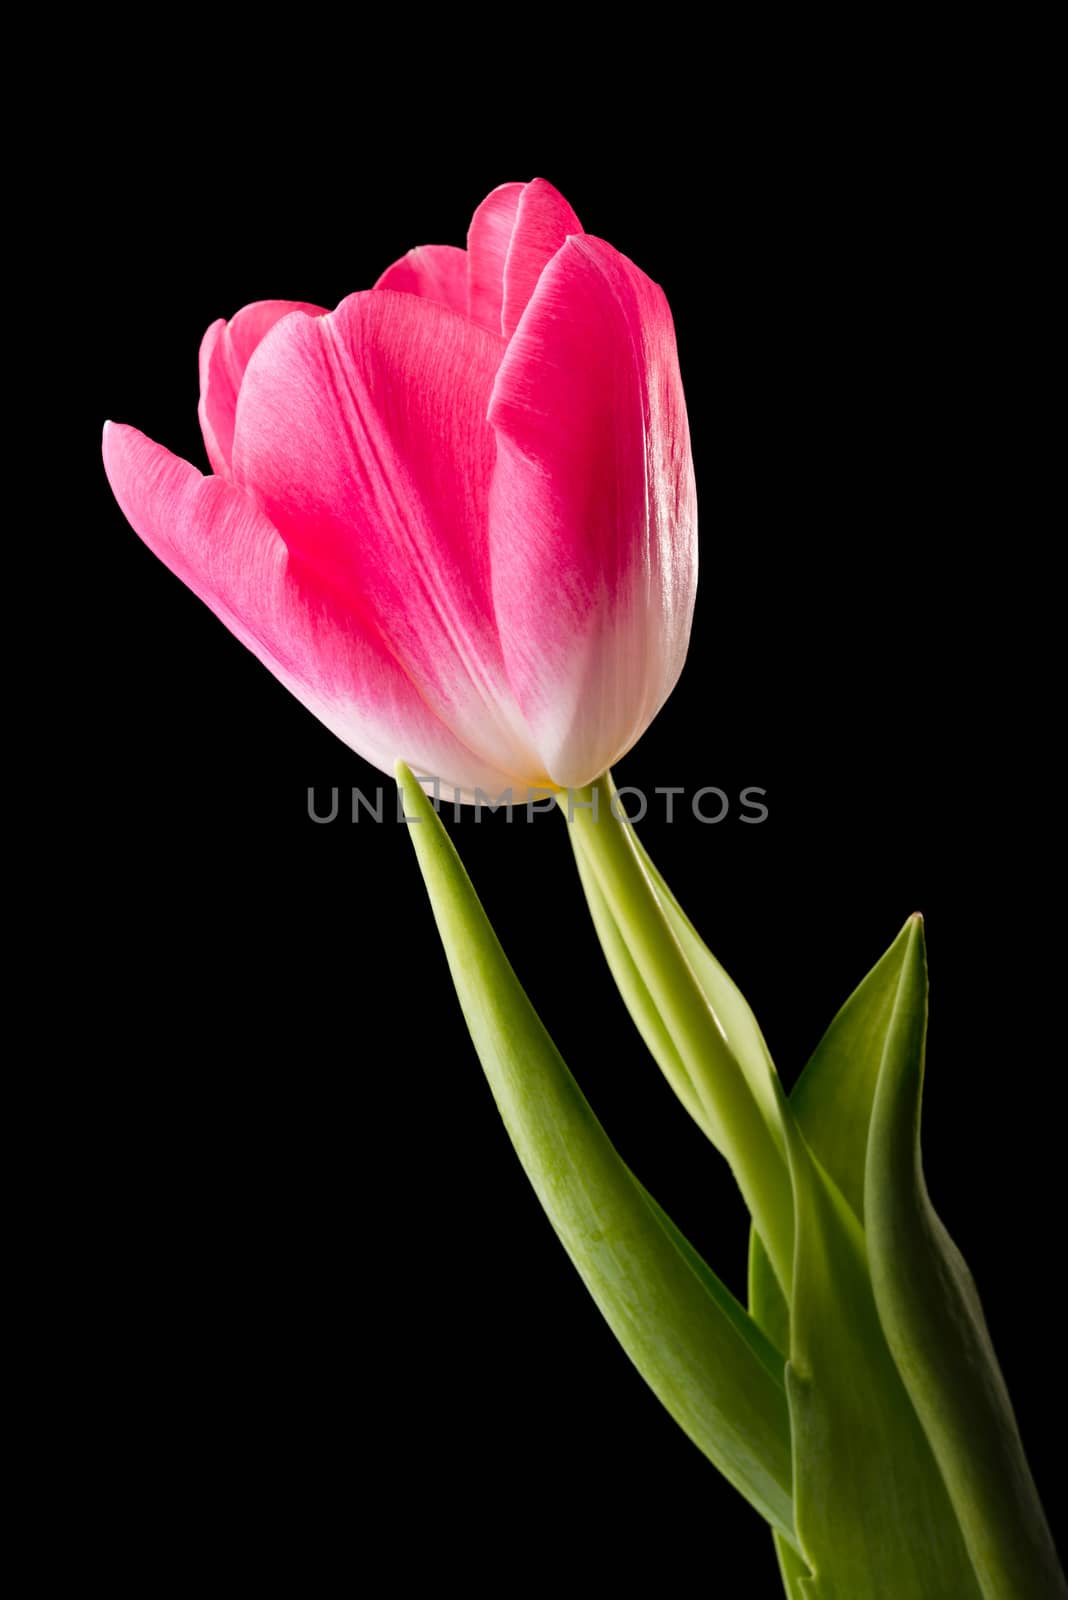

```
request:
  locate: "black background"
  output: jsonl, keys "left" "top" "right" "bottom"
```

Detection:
{"left": 71, "top": 62, "right": 1061, "bottom": 1590}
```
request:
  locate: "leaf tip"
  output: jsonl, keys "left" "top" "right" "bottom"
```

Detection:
{"left": 896, "top": 913, "right": 927, "bottom": 974}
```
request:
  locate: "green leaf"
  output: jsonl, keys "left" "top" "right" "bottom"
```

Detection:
{"left": 747, "top": 1231, "right": 788, "bottom": 1359}
{"left": 638, "top": 1180, "right": 785, "bottom": 1385}
{"left": 568, "top": 818, "right": 705, "bottom": 1131}
{"left": 865, "top": 917, "right": 1066, "bottom": 1599}
{"left": 397, "top": 764, "right": 797, "bottom": 1545}
{"left": 784, "top": 1113, "right": 983, "bottom": 1599}
{"left": 789, "top": 918, "right": 914, "bottom": 1221}
{"left": 744, "top": 920, "right": 921, "bottom": 1597}
{"left": 749, "top": 1233, "right": 812, "bottom": 1599}
{"left": 566, "top": 777, "right": 795, "bottom": 1297}
{"left": 628, "top": 824, "right": 786, "bottom": 1149}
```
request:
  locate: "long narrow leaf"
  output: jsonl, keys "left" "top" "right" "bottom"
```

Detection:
{"left": 566, "top": 778, "right": 794, "bottom": 1296}
{"left": 397, "top": 763, "right": 797, "bottom": 1543}
{"left": 627, "top": 821, "right": 786, "bottom": 1146}
{"left": 568, "top": 821, "right": 706, "bottom": 1130}
{"left": 749, "top": 1233, "right": 811, "bottom": 1599}
{"left": 789, "top": 918, "right": 914, "bottom": 1221}
{"left": 865, "top": 917, "right": 1066, "bottom": 1599}
{"left": 784, "top": 1115, "right": 983, "bottom": 1599}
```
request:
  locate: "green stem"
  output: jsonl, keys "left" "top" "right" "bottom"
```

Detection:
{"left": 562, "top": 775, "right": 795, "bottom": 1296}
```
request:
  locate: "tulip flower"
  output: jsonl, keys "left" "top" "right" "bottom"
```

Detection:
{"left": 104, "top": 176, "right": 1064, "bottom": 1599}
{"left": 103, "top": 178, "right": 697, "bottom": 799}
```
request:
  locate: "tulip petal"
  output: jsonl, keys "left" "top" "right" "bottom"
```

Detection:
{"left": 373, "top": 244, "right": 467, "bottom": 314}
{"left": 102, "top": 422, "right": 526, "bottom": 799}
{"left": 230, "top": 290, "right": 545, "bottom": 788}
{"left": 488, "top": 235, "right": 698, "bottom": 788}
{"left": 198, "top": 299, "right": 326, "bottom": 478}
{"left": 500, "top": 177, "right": 583, "bottom": 338}
{"left": 466, "top": 178, "right": 583, "bottom": 337}
{"left": 466, "top": 181, "right": 523, "bottom": 333}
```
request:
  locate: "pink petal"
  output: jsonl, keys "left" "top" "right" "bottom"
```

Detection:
{"left": 230, "top": 290, "right": 545, "bottom": 787}
{"left": 198, "top": 300, "right": 326, "bottom": 479}
{"left": 466, "top": 182, "right": 523, "bottom": 332}
{"left": 374, "top": 244, "right": 467, "bottom": 314}
{"left": 102, "top": 422, "right": 526, "bottom": 799}
{"left": 500, "top": 178, "right": 583, "bottom": 338}
{"left": 466, "top": 178, "right": 583, "bottom": 337}
{"left": 488, "top": 235, "right": 698, "bottom": 789}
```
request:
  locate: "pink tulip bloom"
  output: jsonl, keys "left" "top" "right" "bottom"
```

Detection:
{"left": 103, "top": 179, "right": 697, "bottom": 800}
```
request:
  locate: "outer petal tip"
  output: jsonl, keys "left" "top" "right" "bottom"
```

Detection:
{"left": 373, "top": 244, "right": 468, "bottom": 314}
{"left": 487, "top": 230, "right": 696, "bottom": 786}
{"left": 466, "top": 177, "right": 585, "bottom": 338}
{"left": 199, "top": 300, "right": 326, "bottom": 478}
{"left": 101, "top": 418, "right": 135, "bottom": 477}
